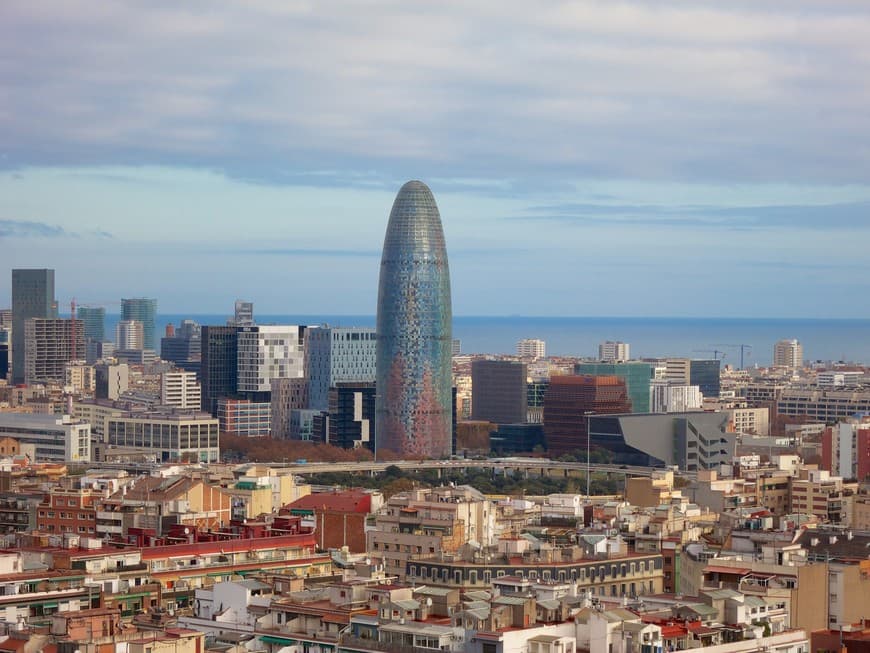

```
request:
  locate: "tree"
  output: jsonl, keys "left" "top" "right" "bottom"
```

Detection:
{"left": 382, "top": 477, "right": 421, "bottom": 498}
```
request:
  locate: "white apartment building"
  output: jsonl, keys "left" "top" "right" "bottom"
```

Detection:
{"left": 115, "top": 320, "right": 144, "bottom": 350}
{"left": 517, "top": 338, "right": 546, "bottom": 359}
{"left": 773, "top": 339, "right": 803, "bottom": 369}
{"left": 651, "top": 383, "right": 703, "bottom": 413}
{"left": 0, "top": 413, "right": 91, "bottom": 462}
{"left": 161, "top": 370, "right": 201, "bottom": 409}
{"left": 237, "top": 325, "right": 305, "bottom": 393}
{"left": 817, "top": 371, "right": 864, "bottom": 387}
{"left": 599, "top": 340, "right": 630, "bottom": 363}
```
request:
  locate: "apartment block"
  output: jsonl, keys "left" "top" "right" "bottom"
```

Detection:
{"left": 367, "top": 486, "right": 495, "bottom": 580}
{"left": 161, "top": 371, "right": 201, "bottom": 409}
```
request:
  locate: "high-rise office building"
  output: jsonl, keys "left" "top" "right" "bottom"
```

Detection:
{"left": 237, "top": 325, "right": 305, "bottom": 394}
{"left": 306, "top": 326, "right": 377, "bottom": 411}
{"left": 471, "top": 359, "right": 528, "bottom": 424}
{"left": 200, "top": 326, "right": 239, "bottom": 415}
{"left": 11, "top": 269, "right": 56, "bottom": 384}
{"left": 651, "top": 383, "right": 703, "bottom": 413}
{"left": 232, "top": 300, "right": 254, "bottom": 327}
{"left": 689, "top": 359, "right": 721, "bottom": 398}
{"left": 375, "top": 180, "right": 453, "bottom": 459}
{"left": 77, "top": 306, "right": 105, "bottom": 343}
{"left": 452, "top": 340, "right": 461, "bottom": 356}
{"left": 0, "top": 328, "right": 8, "bottom": 381}
{"left": 115, "top": 320, "right": 144, "bottom": 350}
{"left": 161, "top": 319, "right": 201, "bottom": 368}
{"left": 575, "top": 362, "right": 652, "bottom": 414}
{"left": 774, "top": 339, "right": 803, "bottom": 369}
{"left": 121, "top": 298, "right": 157, "bottom": 351}
{"left": 543, "top": 375, "right": 631, "bottom": 457}
{"left": 599, "top": 341, "right": 630, "bottom": 363}
{"left": 517, "top": 338, "right": 546, "bottom": 359}
{"left": 23, "top": 318, "right": 85, "bottom": 385}
{"left": 314, "top": 382, "right": 376, "bottom": 449}
{"left": 0, "top": 310, "right": 10, "bottom": 381}
{"left": 270, "top": 378, "right": 309, "bottom": 439}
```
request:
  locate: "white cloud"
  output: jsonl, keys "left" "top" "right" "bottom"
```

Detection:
{"left": 1, "top": 0, "right": 869, "bottom": 182}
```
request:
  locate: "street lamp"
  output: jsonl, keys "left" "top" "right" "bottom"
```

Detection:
{"left": 585, "top": 411, "right": 594, "bottom": 498}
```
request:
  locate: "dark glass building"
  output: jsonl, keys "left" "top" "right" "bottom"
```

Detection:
{"left": 200, "top": 326, "right": 239, "bottom": 415}
{"left": 375, "top": 181, "right": 453, "bottom": 459}
{"left": 11, "top": 269, "right": 56, "bottom": 384}
{"left": 690, "top": 359, "right": 721, "bottom": 398}
{"left": 314, "top": 382, "right": 376, "bottom": 450}
{"left": 471, "top": 360, "right": 528, "bottom": 424}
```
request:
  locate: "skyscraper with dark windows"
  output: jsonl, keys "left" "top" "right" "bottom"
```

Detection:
{"left": 121, "top": 297, "right": 157, "bottom": 351}
{"left": 375, "top": 181, "right": 453, "bottom": 459}
{"left": 200, "top": 326, "right": 239, "bottom": 415}
{"left": 11, "top": 269, "right": 56, "bottom": 384}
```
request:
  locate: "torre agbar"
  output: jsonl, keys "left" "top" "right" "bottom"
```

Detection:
{"left": 375, "top": 180, "right": 453, "bottom": 458}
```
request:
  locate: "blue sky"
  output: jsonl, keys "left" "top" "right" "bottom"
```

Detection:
{"left": 1, "top": 1, "right": 870, "bottom": 316}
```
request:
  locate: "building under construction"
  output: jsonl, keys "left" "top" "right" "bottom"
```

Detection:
{"left": 24, "top": 318, "right": 85, "bottom": 385}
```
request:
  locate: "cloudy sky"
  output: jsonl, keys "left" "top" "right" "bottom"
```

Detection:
{"left": 1, "top": 1, "right": 869, "bottom": 317}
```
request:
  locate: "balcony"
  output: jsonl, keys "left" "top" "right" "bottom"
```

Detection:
{"left": 96, "top": 511, "right": 123, "bottom": 522}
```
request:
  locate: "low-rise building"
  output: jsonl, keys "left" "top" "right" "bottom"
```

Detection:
{"left": 0, "top": 413, "right": 91, "bottom": 462}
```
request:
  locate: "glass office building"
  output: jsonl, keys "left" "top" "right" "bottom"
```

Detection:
{"left": 575, "top": 362, "right": 652, "bottom": 413}
{"left": 121, "top": 297, "right": 157, "bottom": 351}
{"left": 375, "top": 181, "right": 453, "bottom": 458}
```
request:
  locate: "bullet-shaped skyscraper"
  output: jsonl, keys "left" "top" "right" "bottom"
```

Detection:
{"left": 376, "top": 181, "right": 453, "bottom": 458}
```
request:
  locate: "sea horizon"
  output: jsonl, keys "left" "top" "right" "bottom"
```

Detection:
{"left": 94, "top": 313, "right": 870, "bottom": 367}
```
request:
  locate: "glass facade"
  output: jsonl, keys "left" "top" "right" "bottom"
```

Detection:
{"left": 11, "top": 269, "right": 56, "bottom": 384}
{"left": 575, "top": 362, "right": 652, "bottom": 413}
{"left": 77, "top": 306, "right": 105, "bottom": 342}
{"left": 376, "top": 181, "right": 453, "bottom": 458}
{"left": 121, "top": 297, "right": 157, "bottom": 350}
{"left": 689, "top": 359, "right": 721, "bottom": 398}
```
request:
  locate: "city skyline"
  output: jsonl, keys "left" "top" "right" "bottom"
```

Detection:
{"left": 2, "top": 2, "right": 870, "bottom": 317}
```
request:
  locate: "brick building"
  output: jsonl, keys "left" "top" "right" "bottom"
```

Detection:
{"left": 284, "top": 489, "right": 382, "bottom": 553}
{"left": 36, "top": 486, "right": 100, "bottom": 535}
{"left": 543, "top": 375, "right": 631, "bottom": 457}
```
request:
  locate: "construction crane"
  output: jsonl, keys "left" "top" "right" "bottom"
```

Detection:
{"left": 692, "top": 349, "right": 726, "bottom": 361}
{"left": 712, "top": 343, "right": 753, "bottom": 370}
{"left": 70, "top": 298, "right": 77, "bottom": 361}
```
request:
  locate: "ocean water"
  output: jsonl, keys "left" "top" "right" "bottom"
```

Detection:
{"left": 103, "top": 314, "right": 870, "bottom": 367}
